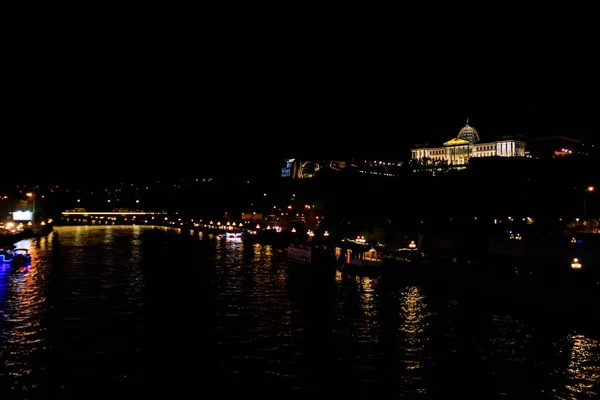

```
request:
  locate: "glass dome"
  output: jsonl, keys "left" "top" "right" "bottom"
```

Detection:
{"left": 457, "top": 120, "right": 480, "bottom": 143}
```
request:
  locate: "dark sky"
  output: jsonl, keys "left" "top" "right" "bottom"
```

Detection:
{"left": 6, "top": 16, "right": 598, "bottom": 182}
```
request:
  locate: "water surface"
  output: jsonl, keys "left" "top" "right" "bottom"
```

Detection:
{"left": 1, "top": 226, "right": 598, "bottom": 398}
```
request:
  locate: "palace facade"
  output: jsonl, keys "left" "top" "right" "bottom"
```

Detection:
{"left": 411, "top": 121, "right": 527, "bottom": 165}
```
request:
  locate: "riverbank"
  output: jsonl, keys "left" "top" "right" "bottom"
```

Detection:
{"left": 0, "top": 224, "right": 54, "bottom": 248}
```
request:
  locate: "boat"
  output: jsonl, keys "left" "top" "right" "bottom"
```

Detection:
{"left": 336, "top": 245, "right": 388, "bottom": 275}
{"left": 284, "top": 240, "right": 338, "bottom": 268}
{"left": 0, "top": 248, "right": 31, "bottom": 265}
{"left": 286, "top": 241, "right": 312, "bottom": 263}
{"left": 219, "top": 232, "right": 242, "bottom": 240}
{"left": 345, "top": 246, "right": 384, "bottom": 266}
{"left": 0, "top": 249, "right": 13, "bottom": 263}
{"left": 13, "top": 249, "right": 31, "bottom": 265}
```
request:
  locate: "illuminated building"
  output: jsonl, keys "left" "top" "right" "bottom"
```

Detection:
{"left": 411, "top": 120, "right": 527, "bottom": 166}
{"left": 281, "top": 158, "right": 297, "bottom": 178}
{"left": 281, "top": 159, "right": 347, "bottom": 179}
{"left": 241, "top": 212, "right": 263, "bottom": 223}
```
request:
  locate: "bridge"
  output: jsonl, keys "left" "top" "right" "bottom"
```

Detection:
{"left": 61, "top": 210, "right": 167, "bottom": 225}
{"left": 62, "top": 211, "right": 161, "bottom": 216}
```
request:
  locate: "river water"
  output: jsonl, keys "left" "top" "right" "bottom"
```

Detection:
{"left": 0, "top": 226, "right": 599, "bottom": 398}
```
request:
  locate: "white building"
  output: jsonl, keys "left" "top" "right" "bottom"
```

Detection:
{"left": 411, "top": 120, "right": 527, "bottom": 166}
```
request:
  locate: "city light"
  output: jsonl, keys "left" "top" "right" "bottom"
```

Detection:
{"left": 571, "top": 258, "right": 582, "bottom": 269}
{"left": 13, "top": 211, "right": 33, "bottom": 221}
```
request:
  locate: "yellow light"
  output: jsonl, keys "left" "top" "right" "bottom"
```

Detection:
{"left": 571, "top": 258, "right": 582, "bottom": 269}
{"left": 63, "top": 212, "right": 156, "bottom": 216}
{"left": 26, "top": 192, "right": 33, "bottom": 197}
{"left": 588, "top": 186, "right": 595, "bottom": 192}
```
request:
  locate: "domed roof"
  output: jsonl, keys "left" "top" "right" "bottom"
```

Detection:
{"left": 457, "top": 119, "right": 480, "bottom": 143}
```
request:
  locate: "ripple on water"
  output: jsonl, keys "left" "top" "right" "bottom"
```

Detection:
{"left": 1, "top": 226, "right": 599, "bottom": 398}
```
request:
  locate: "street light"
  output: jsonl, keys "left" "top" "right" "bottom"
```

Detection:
{"left": 584, "top": 186, "right": 595, "bottom": 220}
{"left": 26, "top": 192, "right": 35, "bottom": 230}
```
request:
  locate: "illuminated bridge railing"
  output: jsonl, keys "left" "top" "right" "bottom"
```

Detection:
{"left": 61, "top": 211, "right": 165, "bottom": 216}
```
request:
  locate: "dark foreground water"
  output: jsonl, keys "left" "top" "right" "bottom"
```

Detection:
{"left": 1, "top": 226, "right": 599, "bottom": 399}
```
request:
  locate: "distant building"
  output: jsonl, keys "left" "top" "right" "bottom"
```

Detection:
{"left": 527, "top": 136, "right": 584, "bottom": 159}
{"left": 281, "top": 159, "right": 347, "bottom": 179}
{"left": 241, "top": 212, "right": 263, "bottom": 223}
{"left": 411, "top": 120, "right": 527, "bottom": 166}
{"left": 281, "top": 159, "right": 297, "bottom": 178}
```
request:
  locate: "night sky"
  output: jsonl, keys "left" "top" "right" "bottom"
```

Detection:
{"left": 6, "top": 19, "right": 598, "bottom": 182}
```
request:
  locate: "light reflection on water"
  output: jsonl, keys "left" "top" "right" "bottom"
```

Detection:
{"left": 1, "top": 226, "right": 151, "bottom": 397}
{"left": 0, "top": 237, "right": 47, "bottom": 393}
{"left": 550, "top": 334, "right": 600, "bottom": 399}
{"left": 0, "top": 226, "right": 599, "bottom": 397}
{"left": 398, "top": 285, "right": 429, "bottom": 396}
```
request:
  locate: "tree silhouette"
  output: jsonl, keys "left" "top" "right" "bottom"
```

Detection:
{"left": 409, "top": 157, "right": 450, "bottom": 175}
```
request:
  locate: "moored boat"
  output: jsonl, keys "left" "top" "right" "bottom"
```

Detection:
{"left": 336, "top": 245, "right": 389, "bottom": 276}
{"left": 285, "top": 240, "right": 336, "bottom": 267}
{"left": 286, "top": 241, "right": 312, "bottom": 263}
{"left": 0, "top": 248, "right": 31, "bottom": 265}
{"left": 219, "top": 232, "right": 243, "bottom": 240}
{"left": 0, "top": 249, "right": 13, "bottom": 263}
